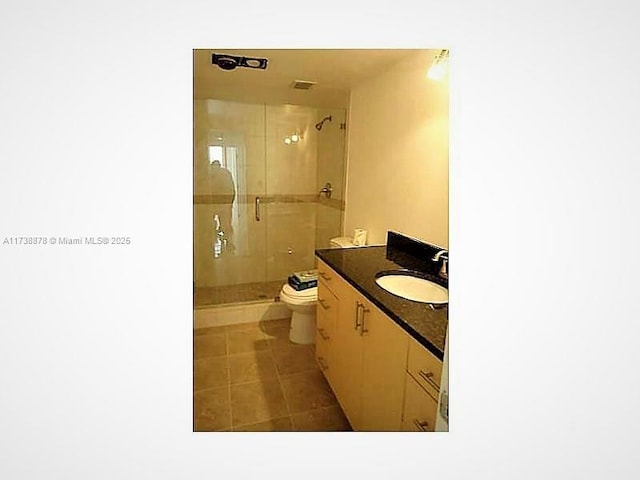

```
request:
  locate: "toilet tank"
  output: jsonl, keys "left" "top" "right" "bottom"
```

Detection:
{"left": 329, "top": 236, "right": 356, "bottom": 248}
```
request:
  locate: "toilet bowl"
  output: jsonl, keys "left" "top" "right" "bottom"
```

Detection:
{"left": 279, "top": 284, "right": 318, "bottom": 344}
{"left": 280, "top": 236, "right": 361, "bottom": 344}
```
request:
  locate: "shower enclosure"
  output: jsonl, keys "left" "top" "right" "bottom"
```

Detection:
{"left": 193, "top": 99, "right": 346, "bottom": 308}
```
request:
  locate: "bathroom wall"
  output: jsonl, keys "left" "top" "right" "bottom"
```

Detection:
{"left": 343, "top": 50, "right": 449, "bottom": 248}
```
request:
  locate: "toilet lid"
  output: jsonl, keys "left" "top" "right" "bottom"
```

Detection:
{"left": 282, "top": 284, "right": 317, "bottom": 299}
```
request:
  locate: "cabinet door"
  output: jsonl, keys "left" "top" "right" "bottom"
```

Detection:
{"left": 360, "top": 300, "right": 409, "bottom": 431}
{"left": 330, "top": 281, "right": 364, "bottom": 430}
{"left": 401, "top": 375, "right": 438, "bottom": 432}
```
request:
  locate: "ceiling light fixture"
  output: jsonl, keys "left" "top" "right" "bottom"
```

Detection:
{"left": 211, "top": 53, "right": 269, "bottom": 71}
{"left": 427, "top": 49, "right": 449, "bottom": 81}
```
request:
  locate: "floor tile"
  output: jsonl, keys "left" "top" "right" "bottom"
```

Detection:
{"left": 194, "top": 326, "right": 226, "bottom": 336}
{"left": 271, "top": 344, "right": 318, "bottom": 375}
{"left": 225, "top": 321, "right": 262, "bottom": 333}
{"left": 229, "top": 350, "right": 277, "bottom": 384}
{"left": 265, "top": 325, "right": 296, "bottom": 350}
{"left": 233, "top": 416, "right": 294, "bottom": 432}
{"left": 280, "top": 370, "right": 338, "bottom": 414}
{"left": 194, "top": 386, "right": 232, "bottom": 431}
{"left": 230, "top": 379, "right": 288, "bottom": 427}
{"left": 260, "top": 318, "right": 291, "bottom": 333}
{"left": 291, "top": 405, "right": 352, "bottom": 432}
{"left": 194, "top": 356, "right": 228, "bottom": 391}
{"left": 192, "top": 308, "right": 352, "bottom": 433}
{"left": 194, "top": 333, "right": 226, "bottom": 359}
{"left": 227, "top": 329, "right": 270, "bottom": 354}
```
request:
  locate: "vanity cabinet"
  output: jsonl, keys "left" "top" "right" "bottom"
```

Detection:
{"left": 401, "top": 336, "right": 443, "bottom": 432}
{"left": 316, "top": 258, "right": 411, "bottom": 431}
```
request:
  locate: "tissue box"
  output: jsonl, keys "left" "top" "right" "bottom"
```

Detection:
{"left": 288, "top": 276, "right": 318, "bottom": 291}
{"left": 293, "top": 269, "right": 318, "bottom": 283}
{"left": 353, "top": 228, "right": 368, "bottom": 246}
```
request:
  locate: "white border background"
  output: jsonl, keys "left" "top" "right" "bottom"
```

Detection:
{"left": 1, "top": 1, "right": 639, "bottom": 478}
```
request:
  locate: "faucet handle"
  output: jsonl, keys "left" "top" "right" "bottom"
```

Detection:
{"left": 432, "top": 249, "right": 448, "bottom": 278}
{"left": 440, "top": 258, "right": 448, "bottom": 279}
{"left": 318, "top": 182, "right": 332, "bottom": 198}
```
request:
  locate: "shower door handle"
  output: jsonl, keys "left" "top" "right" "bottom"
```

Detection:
{"left": 255, "top": 196, "right": 261, "bottom": 221}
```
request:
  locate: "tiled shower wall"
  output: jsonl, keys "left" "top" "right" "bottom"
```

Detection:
{"left": 194, "top": 99, "right": 346, "bottom": 288}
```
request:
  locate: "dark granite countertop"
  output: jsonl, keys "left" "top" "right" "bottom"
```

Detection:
{"left": 315, "top": 234, "right": 448, "bottom": 360}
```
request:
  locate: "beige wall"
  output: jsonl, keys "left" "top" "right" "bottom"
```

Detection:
{"left": 343, "top": 50, "right": 449, "bottom": 248}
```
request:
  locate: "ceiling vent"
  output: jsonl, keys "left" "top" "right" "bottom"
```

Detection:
{"left": 291, "top": 80, "right": 317, "bottom": 90}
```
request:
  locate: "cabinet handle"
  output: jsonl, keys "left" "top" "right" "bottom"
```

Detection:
{"left": 413, "top": 419, "right": 430, "bottom": 432}
{"left": 317, "top": 328, "right": 330, "bottom": 340}
{"left": 317, "top": 356, "right": 329, "bottom": 370}
{"left": 418, "top": 369, "right": 440, "bottom": 392}
{"left": 319, "top": 271, "right": 331, "bottom": 281}
{"left": 359, "top": 305, "right": 370, "bottom": 336}
{"left": 355, "top": 301, "right": 363, "bottom": 330}
{"left": 318, "top": 298, "right": 330, "bottom": 310}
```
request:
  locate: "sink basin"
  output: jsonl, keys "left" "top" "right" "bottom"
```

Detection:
{"left": 375, "top": 270, "right": 448, "bottom": 304}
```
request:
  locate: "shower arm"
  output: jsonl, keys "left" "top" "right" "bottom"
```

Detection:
{"left": 315, "top": 115, "right": 333, "bottom": 131}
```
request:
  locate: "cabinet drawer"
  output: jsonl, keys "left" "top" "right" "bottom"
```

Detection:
{"left": 407, "top": 337, "right": 442, "bottom": 399}
{"left": 401, "top": 374, "right": 438, "bottom": 432}
{"left": 316, "top": 258, "right": 344, "bottom": 296}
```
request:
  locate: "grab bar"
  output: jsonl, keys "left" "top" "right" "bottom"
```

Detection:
{"left": 255, "top": 196, "right": 261, "bottom": 221}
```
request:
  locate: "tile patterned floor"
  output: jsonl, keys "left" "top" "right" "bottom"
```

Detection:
{"left": 193, "top": 318, "right": 352, "bottom": 432}
{"left": 194, "top": 281, "right": 285, "bottom": 308}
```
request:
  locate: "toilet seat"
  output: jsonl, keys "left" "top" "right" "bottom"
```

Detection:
{"left": 280, "top": 284, "right": 318, "bottom": 305}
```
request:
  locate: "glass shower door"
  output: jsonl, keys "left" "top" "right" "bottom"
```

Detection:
{"left": 263, "top": 104, "right": 347, "bottom": 284}
{"left": 193, "top": 99, "right": 267, "bottom": 306}
{"left": 194, "top": 99, "right": 347, "bottom": 307}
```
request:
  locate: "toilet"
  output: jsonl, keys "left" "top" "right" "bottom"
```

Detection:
{"left": 280, "top": 236, "right": 359, "bottom": 344}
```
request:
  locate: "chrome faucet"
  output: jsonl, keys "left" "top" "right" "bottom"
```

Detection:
{"left": 432, "top": 249, "right": 448, "bottom": 279}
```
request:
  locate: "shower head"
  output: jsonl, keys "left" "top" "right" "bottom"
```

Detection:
{"left": 315, "top": 115, "right": 332, "bottom": 131}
